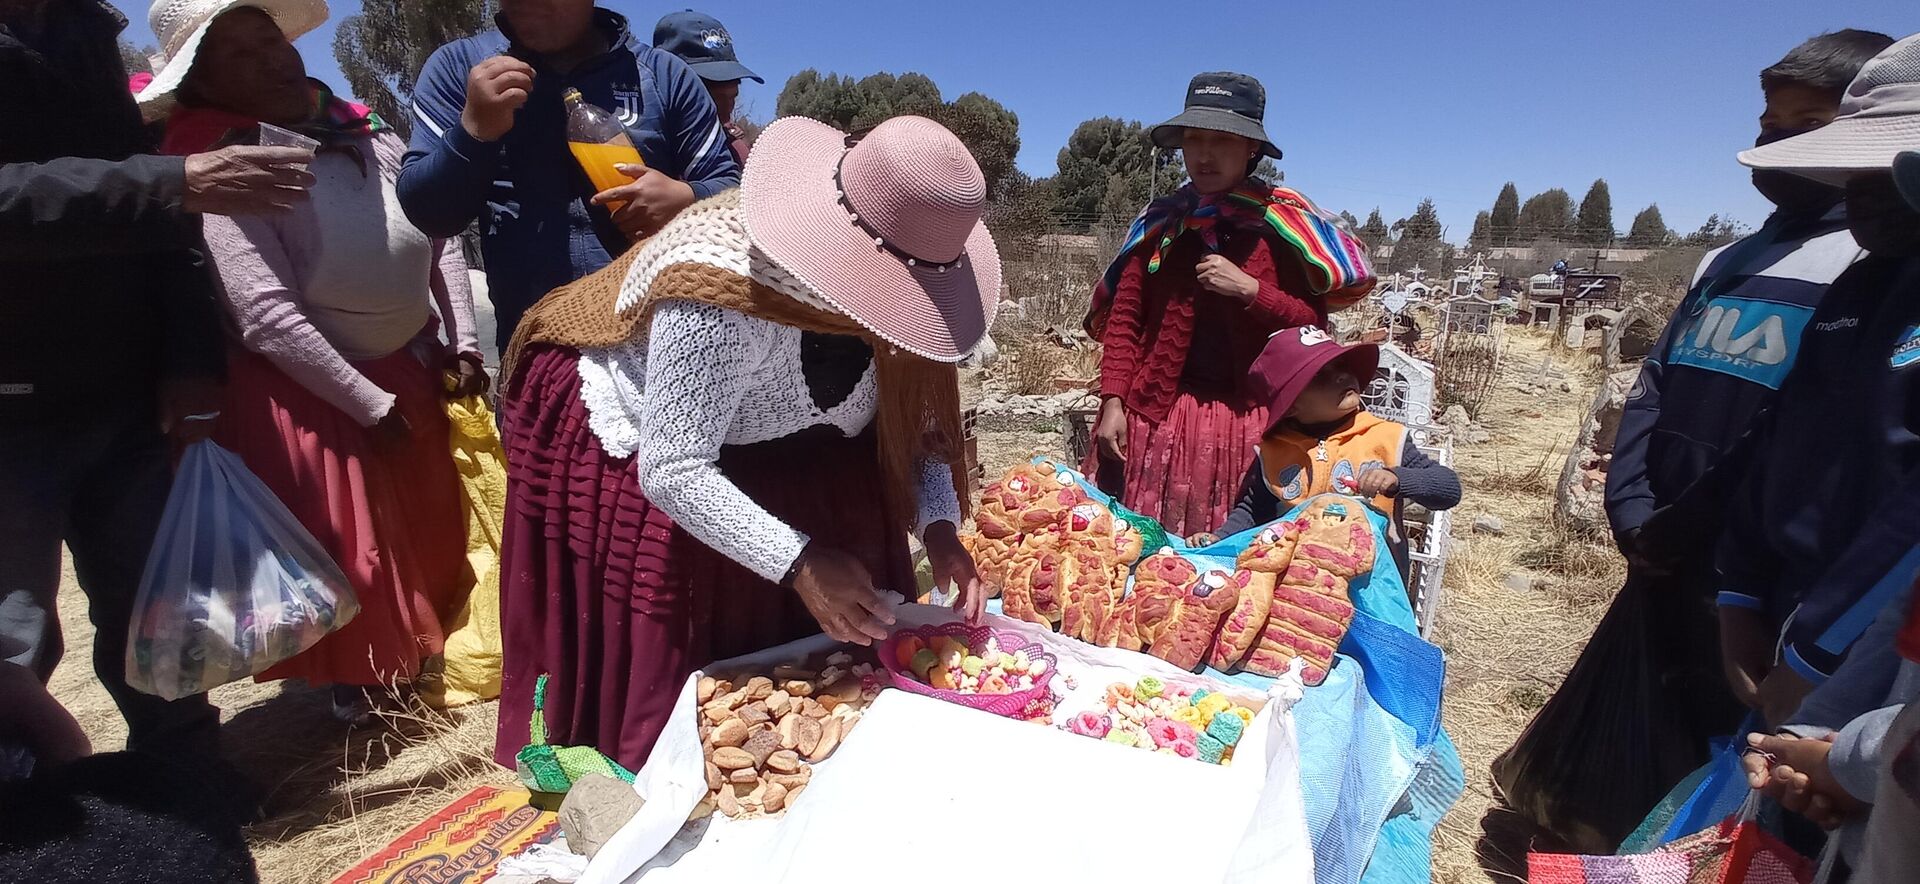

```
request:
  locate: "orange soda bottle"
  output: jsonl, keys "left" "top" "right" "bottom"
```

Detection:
{"left": 564, "top": 88, "right": 645, "bottom": 212}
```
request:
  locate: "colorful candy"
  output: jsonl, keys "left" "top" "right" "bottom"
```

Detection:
{"left": 1066, "top": 680, "right": 1256, "bottom": 766}
{"left": 1195, "top": 734, "right": 1226, "bottom": 764}
{"left": 1070, "top": 712, "right": 1111, "bottom": 738}
{"left": 1205, "top": 710, "right": 1245, "bottom": 746}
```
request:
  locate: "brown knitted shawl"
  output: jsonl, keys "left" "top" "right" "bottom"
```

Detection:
{"left": 502, "top": 200, "right": 970, "bottom": 532}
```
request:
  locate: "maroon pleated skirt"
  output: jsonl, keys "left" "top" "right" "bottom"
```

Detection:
{"left": 215, "top": 345, "right": 469, "bottom": 688}
{"left": 495, "top": 345, "right": 915, "bottom": 771}
{"left": 1082, "top": 387, "right": 1269, "bottom": 539}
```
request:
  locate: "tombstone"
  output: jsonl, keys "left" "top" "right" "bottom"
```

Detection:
{"left": 1444, "top": 296, "right": 1495, "bottom": 335}
{"left": 1362, "top": 343, "right": 1437, "bottom": 424}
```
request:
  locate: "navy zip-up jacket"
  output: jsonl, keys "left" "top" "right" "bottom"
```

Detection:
{"left": 399, "top": 8, "right": 740, "bottom": 352}
{"left": 1715, "top": 254, "right": 1920, "bottom": 684}
{"left": 1606, "top": 205, "right": 1863, "bottom": 547}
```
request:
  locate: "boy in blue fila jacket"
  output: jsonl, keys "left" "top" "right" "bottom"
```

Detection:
{"left": 1713, "top": 34, "right": 1920, "bottom": 728}
{"left": 399, "top": 1, "right": 741, "bottom": 354}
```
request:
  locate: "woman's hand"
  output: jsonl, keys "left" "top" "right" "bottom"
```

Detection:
{"left": 1186, "top": 533, "right": 1219, "bottom": 547}
{"left": 1094, "top": 396, "right": 1129, "bottom": 464}
{"left": 790, "top": 546, "right": 896, "bottom": 645}
{"left": 1195, "top": 254, "right": 1260, "bottom": 303}
{"left": 924, "top": 521, "right": 984, "bottom": 623}
{"left": 371, "top": 407, "right": 412, "bottom": 454}
{"left": 445, "top": 355, "right": 490, "bottom": 400}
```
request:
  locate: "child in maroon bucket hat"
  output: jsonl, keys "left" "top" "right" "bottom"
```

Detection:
{"left": 1197, "top": 327, "right": 1461, "bottom": 576}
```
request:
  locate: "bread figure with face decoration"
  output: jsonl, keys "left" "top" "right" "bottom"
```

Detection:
{"left": 1148, "top": 567, "right": 1245, "bottom": 671}
{"left": 1292, "top": 497, "right": 1376, "bottom": 578}
{"left": 1207, "top": 521, "right": 1304, "bottom": 670}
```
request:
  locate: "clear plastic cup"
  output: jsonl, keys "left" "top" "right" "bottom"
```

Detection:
{"left": 257, "top": 122, "right": 319, "bottom": 155}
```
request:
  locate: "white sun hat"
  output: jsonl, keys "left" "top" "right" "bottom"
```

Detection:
{"left": 1739, "top": 33, "right": 1920, "bottom": 184}
{"left": 134, "top": 0, "right": 330, "bottom": 123}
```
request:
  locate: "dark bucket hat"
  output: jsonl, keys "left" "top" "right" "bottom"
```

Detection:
{"left": 653, "top": 10, "right": 762, "bottom": 84}
{"left": 1150, "top": 71, "right": 1282, "bottom": 159}
{"left": 1248, "top": 326, "right": 1379, "bottom": 427}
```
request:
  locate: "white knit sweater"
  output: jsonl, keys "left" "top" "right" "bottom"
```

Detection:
{"left": 576, "top": 198, "right": 961, "bottom": 583}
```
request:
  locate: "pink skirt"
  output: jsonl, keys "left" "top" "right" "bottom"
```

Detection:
{"left": 1083, "top": 389, "right": 1269, "bottom": 538}
{"left": 214, "top": 345, "right": 470, "bottom": 687}
{"left": 495, "top": 345, "right": 915, "bottom": 771}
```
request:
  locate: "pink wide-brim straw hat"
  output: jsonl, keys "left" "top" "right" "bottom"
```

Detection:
{"left": 742, "top": 115, "right": 1001, "bottom": 362}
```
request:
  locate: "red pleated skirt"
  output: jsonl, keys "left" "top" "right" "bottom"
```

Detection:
{"left": 214, "top": 345, "right": 470, "bottom": 688}
{"left": 495, "top": 345, "right": 915, "bottom": 771}
{"left": 1083, "top": 388, "right": 1270, "bottom": 539}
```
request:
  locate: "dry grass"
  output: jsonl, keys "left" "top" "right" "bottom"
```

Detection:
{"left": 47, "top": 568, "right": 514, "bottom": 884}
{"left": 1430, "top": 329, "right": 1624, "bottom": 883}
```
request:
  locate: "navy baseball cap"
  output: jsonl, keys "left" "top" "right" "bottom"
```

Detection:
{"left": 653, "top": 11, "right": 761, "bottom": 84}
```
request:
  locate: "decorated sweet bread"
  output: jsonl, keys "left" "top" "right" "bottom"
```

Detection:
{"left": 1118, "top": 551, "right": 1198, "bottom": 651}
{"left": 959, "top": 533, "right": 1016, "bottom": 599}
{"left": 1293, "top": 497, "right": 1376, "bottom": 579}
{"left": 1243, "top": 558, "right": 1355, "bottom": 683}
{"left": 1001, "top": 546, "right": 1070, "bottom": 626}
{"left": 1207, "top": 567, "right": 1277, "bottom": 671}
{"left": 1060, "top": 547, "right": 1123, "bottom": 643}
{"left": 1112, "top": 519, "right": 1146, "bottom": 565}
{"left": 1148, "top": 568, "right": 1244, "bottom": 671}
{"left": 1236, "top": 520, "right": 1304, "bottom": 574}
{"left": 973, "top": 464, "right": 1057, "bottom": 539}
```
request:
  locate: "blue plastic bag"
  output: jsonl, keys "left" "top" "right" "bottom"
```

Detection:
{"left": 125, "top": 442, "right": 358, "bottom": 700}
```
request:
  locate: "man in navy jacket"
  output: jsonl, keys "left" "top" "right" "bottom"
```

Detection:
{"left": 399, "top": 1, "right": 741, "bottom": 354}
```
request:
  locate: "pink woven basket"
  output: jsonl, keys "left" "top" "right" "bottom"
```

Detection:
{"left": 879, "top": 623, "right": 1057, "bottom": 718}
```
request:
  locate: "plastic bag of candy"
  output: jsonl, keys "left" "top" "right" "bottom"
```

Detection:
{"left": 125, "top": 442, "right": 358, "bottom": 700}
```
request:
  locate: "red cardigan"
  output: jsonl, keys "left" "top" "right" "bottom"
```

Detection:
{"left": 1097, "top": 227, "right": 1325, "bottom": 423}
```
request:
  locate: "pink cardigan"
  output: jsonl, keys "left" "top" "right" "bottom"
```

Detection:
{"left": 201, "top": 133, "right": 479, "bottom": 426}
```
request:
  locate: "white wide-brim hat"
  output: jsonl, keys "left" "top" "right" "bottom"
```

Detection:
{"left": 135, "top": 0, "right": 329, "bottom": 123}
{"left": 741, "top": 115, "right": 1001, "bottom": 362}
{"left": 1739, "top": 33, "right": 1920, "bottom": 185}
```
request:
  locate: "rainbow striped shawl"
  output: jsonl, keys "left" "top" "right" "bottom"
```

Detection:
{"left": 1084, "top": 179, "right": 1376, "bottom": 335}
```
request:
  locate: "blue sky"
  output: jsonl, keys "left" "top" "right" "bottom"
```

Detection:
{"left": 116, "top": 0, "right": 1913, "bottom": 242}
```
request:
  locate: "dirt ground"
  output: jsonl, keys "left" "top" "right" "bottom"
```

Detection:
{"left": 45, "top": 325, "right": 1615, "bottom": 883}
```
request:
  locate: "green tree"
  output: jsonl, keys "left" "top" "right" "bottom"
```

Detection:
{"left": 1401, "top": 197, "right": 1443, "bottom": 243}
{"left": 938, "top": 92, "right": 1021, "bottom": 193}
{"left": 1357, "top": 208, "right": 1390, "bottom": 249}
{"left": 1468, "top": 210, "right": 1493, "bottom": 251}
{"left": 1517, "top": 188, "right": 1576, "bottom": 241}
{"left": 1683, "top": 213, "right": 1745, "bottom": 249}
{"left": 1050, "top": 117, "right": 1159, "bottom": 231}
{"left": 1625, "top": 204, "right": 1671, "bottom": 247}
{"left": 777, "top": 70, "right": 1021, "bottom": 191}
{"left": 119, "top": 40, "right": 156, "bottom": 75}
{"left": 1390, "top": 197, "right": 1444, "bottom": 272}
{"left": 1577, "top": 179, "right": 1615, "bottom": 246}
{"left": 333, "top": 0, "right": 491, "bottom": 139}
{"left": 1337, "top": 210, "right": 1361, "bottom": 230}
{"left": 984, "top": 171, "right": 1054, "bottom": 259}
{"left": 1488, "top": 182, "right": 1521, "bottom": 245}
